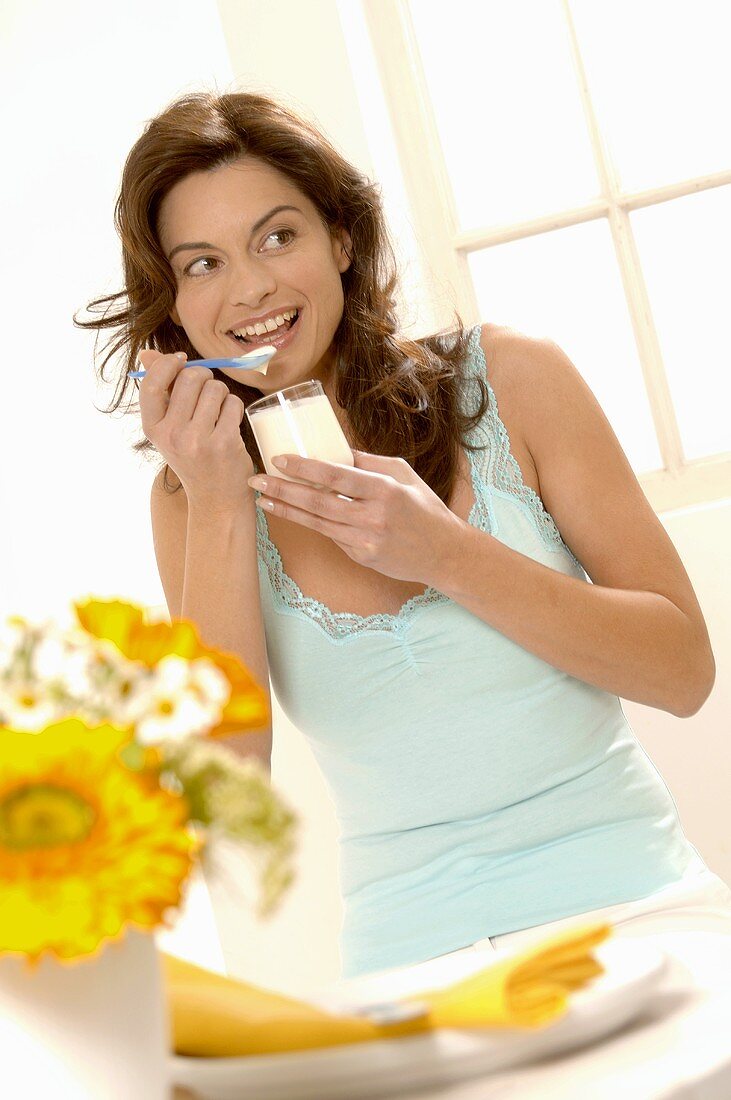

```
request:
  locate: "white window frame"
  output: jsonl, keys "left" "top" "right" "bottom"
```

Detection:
{"left": 362, "top": 0, "right": 731, "bottom": 513}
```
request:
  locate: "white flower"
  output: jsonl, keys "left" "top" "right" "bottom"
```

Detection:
{"left": 31, "top": 631, "right": 95, "bottom": 698}
{"left": 129, "top": 655, "right": 232, "bottom": 746}
{"left": 86, "top": 651, "right": 151, "bottom": 727}
{"left": 0, "top": 678, "right": 62, "bottom": 731}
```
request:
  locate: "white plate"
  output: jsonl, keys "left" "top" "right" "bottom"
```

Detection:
{"left": 169, "top": 938, "right": 669, "bottom": 1100}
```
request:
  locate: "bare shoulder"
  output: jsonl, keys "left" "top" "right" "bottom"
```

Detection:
{"left": 477, "top": 321, "right": 542, "bottom": 400}
{"left": 475, "top": 323, "right": 600, "bottom": 454}
{"left": 476, "top": 323, "right": 617, "bottom": 466}
{"left": 475, "top": 322, "right": 543, "bottom": 442}
{"left": 475, "top": 321, "right": 615, "bottom": 495}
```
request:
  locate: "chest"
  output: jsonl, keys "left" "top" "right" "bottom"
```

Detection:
{"left": 262, "top": 379, "right": 541, "bottom": 619}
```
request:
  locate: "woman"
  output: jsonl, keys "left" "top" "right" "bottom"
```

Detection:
{"left": 78, "top": 90, "right": 731, "bottom": 980}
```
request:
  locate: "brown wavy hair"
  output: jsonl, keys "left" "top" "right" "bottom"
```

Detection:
{"left": 75, "top": 89, "right": 490, "bottom": 501}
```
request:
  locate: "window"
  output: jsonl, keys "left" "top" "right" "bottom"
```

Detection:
{"left": 348, "top": 0, "right": 731, "bottom": 511}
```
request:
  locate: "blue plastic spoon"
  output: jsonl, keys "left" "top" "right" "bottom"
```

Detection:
{"left": 127, "top": 344, "right": 277, "bottom": 379}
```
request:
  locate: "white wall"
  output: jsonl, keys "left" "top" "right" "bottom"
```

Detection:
{"left": 0, "top": 0, "right": 235, "bottom": 623}
{"left": 2, "top": 1, "right": 728, "bottom": 996}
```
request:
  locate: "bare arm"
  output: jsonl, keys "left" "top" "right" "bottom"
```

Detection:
{"left": 151, "top": 470, "right": 273, "bottom": 773}
{"left": 429, "top": 332, "right": 715, "bottom": 717}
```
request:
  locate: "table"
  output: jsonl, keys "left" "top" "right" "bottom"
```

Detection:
{"left": 169, "top": 929, "right": 731, "bottom": 1100}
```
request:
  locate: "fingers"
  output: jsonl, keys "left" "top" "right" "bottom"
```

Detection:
{"left": 137, "top": 350, "right": 185, "bottom": 436}
{"left": 166, "top": 366, "right": 219, "bottom": 429}
{"left": 186, "top": 376, "right": 235, "bottom": 437}
{"left": 137, "top": 350, "right": 212, "bottom": 438}
{"left": 267, "top": 453, "right": 376, "bottom": 499}
{"left": 212, "top": 392, "right": 246, "bottom": 439}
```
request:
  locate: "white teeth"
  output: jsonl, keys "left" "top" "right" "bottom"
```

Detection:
{"left": 232, "top": 309, "right": 297, "bottom": 339}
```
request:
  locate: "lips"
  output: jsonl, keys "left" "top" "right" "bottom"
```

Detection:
{"left": 227, "top": 308, "right": 302, "bottom": 355}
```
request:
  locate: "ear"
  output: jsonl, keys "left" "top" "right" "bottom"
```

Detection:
{"left": 334, "top": 227, "right": 353, "bottom": 274}
{"left": 170, "top": 305, "right": 181, "bottom": 326}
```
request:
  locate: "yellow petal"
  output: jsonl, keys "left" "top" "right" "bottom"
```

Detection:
{"left": 0, "top": 721, "right": 196, "bottom": 965}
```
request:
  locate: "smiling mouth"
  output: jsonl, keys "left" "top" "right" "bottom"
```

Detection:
{"left": 229, "top": 308, "right": 301, "bottom": 347}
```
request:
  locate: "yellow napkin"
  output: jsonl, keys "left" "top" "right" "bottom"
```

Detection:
{"left": 162, "top": 921, "right": 612, "bottom": 1057}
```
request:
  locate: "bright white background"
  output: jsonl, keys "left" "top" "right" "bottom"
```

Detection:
{"left": 1, "top": 0, "right": 729, "bottom": 993}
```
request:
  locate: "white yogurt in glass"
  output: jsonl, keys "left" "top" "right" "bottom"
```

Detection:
{"left": 246, "top": 381, "right": 354, "bottom": 488}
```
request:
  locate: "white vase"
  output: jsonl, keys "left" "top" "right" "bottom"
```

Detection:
{"left": 0, "top": 926, "right": 169, "bottom": 1099}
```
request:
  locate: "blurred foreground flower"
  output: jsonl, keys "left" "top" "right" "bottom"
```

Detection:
{"left": 0, "top": 598, "right": 298, "bottom": 967}
{"left": 0, "top": 720, "right": 197, "bottom": 968}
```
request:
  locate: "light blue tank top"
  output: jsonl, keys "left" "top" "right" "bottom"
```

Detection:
{"left": 254, "top": 323, "right": 706, "bottom": 978}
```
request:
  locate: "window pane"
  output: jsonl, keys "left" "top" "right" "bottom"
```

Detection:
{"left": 631, "top": 186, "right": 731, "bottom": 462}
{"left": 468, "top": 219, "right": 663, "bottom": 473}
{"left": 409, "top": 0, "right": 600, "bottom": 228}
{"left": 570, "top": 0, "right": 731, "bottom": 191}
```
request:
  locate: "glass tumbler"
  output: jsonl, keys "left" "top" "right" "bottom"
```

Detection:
{"left": 246, "top": 381, "right": 354, "bottom": 489}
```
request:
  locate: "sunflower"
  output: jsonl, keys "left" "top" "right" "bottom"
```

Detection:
{"left": 73, "top": 598, "right": 270, "bottom": 738}
{"left": 0, "top": 717, "right": 200, "bottom": 968}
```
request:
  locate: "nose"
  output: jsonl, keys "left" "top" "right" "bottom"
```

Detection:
{"left": 224, "top": 252, "right": 278, "bottom": 307}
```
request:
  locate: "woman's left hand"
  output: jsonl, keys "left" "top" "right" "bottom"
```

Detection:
{"left": 247, "top": 451, "right": 464, "bottom": 585}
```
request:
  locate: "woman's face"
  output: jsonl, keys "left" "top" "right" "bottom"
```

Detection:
{"left": 157, "top": 157, "right": 352, "bottom": 395}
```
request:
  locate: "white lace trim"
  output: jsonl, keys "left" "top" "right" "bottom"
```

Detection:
{"left": 467, "top": 331, "right": 584, "bottom": 571}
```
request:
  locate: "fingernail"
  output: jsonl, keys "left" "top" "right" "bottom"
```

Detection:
{"left": 175, "top": 352, "right": 187, "bottom": 360}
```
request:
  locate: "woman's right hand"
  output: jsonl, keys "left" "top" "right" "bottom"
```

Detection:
{"left": 137, "top": 350, "right": 255, "bottom": 510}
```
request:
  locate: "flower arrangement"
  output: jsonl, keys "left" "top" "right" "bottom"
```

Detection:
{"left": 0, "top": 597, "right": 298, "bottom": 970}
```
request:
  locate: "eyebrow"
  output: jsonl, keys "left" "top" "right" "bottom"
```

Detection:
{"left": 166, "top": 205, "right": 303, "bottom": 261}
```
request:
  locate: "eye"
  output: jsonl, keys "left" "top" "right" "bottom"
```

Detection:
{"left": 183, "top": 256, "right": 220, "bottom": 277}
{"left": 261, "top": 227, "right": 295, "bottom": 250}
